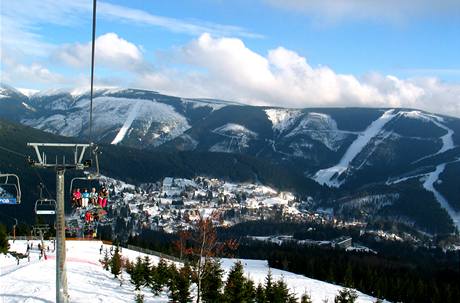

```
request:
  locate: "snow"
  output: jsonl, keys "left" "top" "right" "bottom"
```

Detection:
{"left": 213, "top": 123, "right": 257, "bottom": 137}
{"left": 426, "top": 116, "right": 455, "bottom": 155}
{"left": 220, "top": 259, "right": 377, "bottom": 303}
{"left": 289, "top": 112, "right": 352, "bottom": 151}
{"left": 422, "top": 163, "right": 460, "bottom": 231}
{"left": 17, "top": 88, "right": 39, "bottom": 97}
{"left": 181, "top": 98, "right": 234, "bottom": 111}
{"left": 211, "top": 123, "right": 257, "bottom": 153}
{"left": 265, "top": 108, "right": 302, "bottom": 134}
{"left": 111, "top": 102, "right": 141, "bottom": 144}
{"left": 1, "top": 240, "right": 379, "bottom": 303}
{"left": 313, "top": 109, "right": 397, "bottom": 187}
{"left": 23, "top": 96, "right": 190, "bottom": 145}
{"left": 21, "top": 102, "right": 36, "bottom": 112}
{"left": 0, "top": 240, "right": 169, "bottom": 303}
{"left": 403, "top": 111, "right": 455, "bottom": 162}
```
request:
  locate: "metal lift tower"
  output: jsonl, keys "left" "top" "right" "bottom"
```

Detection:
{"left": 27, "top": 143, "right": 92, "bottom": 303}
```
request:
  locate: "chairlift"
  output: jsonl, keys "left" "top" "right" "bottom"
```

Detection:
{"left": 35, "top": 183, "right": 56, "bottom": 215}
{"left": 0, "top": 174, "right": 21, "bottom": 204}
{"left": 35, "top": 199, "right": 57, "bottom": 215}
{"left": 69, "top": 144, "right": 101, "bottom": 193}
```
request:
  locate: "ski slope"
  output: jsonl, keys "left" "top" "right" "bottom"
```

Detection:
{"left": 313, "top": 109, "right": 396, "bottom": 187}
{"left": 111, "top": 102, "right": 141, "bottom": 144}
{"left": 0, "top": 240, "right": 379, "bottom": 303}
{"left": 422, "top": 163, "right": 460, "bottom": 231}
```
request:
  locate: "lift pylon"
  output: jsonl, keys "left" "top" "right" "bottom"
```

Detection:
{"left": 27, "top": 142, "right": 93, "bottom": 303}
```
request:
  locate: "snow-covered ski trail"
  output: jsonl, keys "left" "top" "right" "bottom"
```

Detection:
{"left": 313, "top": 109, "right": 397, "bottom": 187}
{"left": 410, "top": 113, "right": 455, "bottom": 164}
{"left": 422, "top": 162, "right": 460, "bottom": 231}
{"left": 111, "top": 102, "right": 141, "bottom": 145}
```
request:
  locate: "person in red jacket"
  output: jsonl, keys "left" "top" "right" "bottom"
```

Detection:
{"left": 84, "top": 211, "right": 92, "bottom": 223}
{"left": 98, "top": 187, "right": 109, "bottom": 208}
{"left": 72, "top": 188, "right": 82, "bottom": 208}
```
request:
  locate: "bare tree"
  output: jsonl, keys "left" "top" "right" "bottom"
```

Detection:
{"left": 175, "top": 211, "right": 238, "bottom": 303}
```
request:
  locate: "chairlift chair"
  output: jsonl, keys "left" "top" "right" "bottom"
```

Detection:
{"left": 0, "top": 174, "right": 21, "bottom": 204}
{"left": 35, "top": 198, "right": 57, "bottom": 215}
{"left": 69, "top": 144, "right": 101, "bottom": 193}
{"left": 35, "top": 183, "right": 56, "bottom": 215}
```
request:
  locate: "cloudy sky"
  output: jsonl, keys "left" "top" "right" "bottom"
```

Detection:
{"left": 1, "top": 0, "right": 460, "bottom": 116}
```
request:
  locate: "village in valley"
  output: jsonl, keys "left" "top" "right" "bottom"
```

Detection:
{"left": 100, "top": 175, "right": 410, "bottom": 253}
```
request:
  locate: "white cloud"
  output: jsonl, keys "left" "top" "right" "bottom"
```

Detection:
{"left": 265, "top": 0, "right": 460, "bottom": 24}
{"left": 56, "top": 33, "right": 146, "bottom": 72}
{"left": 98, "top": 2, "right": 262, "bottom": 38}
{"left": 0, "top": 0, "right": 260, "bottom": 60}
{"left": 135, "top": 34, "right": 460, "bottom": 117}
{"left": 0, "top": 56, "right": 66, "bottom": 86}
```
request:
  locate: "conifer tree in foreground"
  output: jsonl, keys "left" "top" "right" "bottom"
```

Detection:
{"left": 0, "top": 224, "right": 9, "bottom": 254}
{"left": 130, "top": 256, "right": 145, "bottom": 291}
{"left": 151, "top": 258, "right": 169, "bottom": 295}
{"left": 201, "top": 260, "right": 224, "bottom": 303}
{"left": 223, "top": 261, "right": 255, "bottom": 303}
{"left": 223, "top": 261, "right": 246, "bottom": 303}
{"left": 301, "top": 292, "right": 313, "bottom": 303}
{"left": 110, "top": 246, "right": 122, "bottom": 278}
{"left": 255, "top": 283, "right": 266, "bottom": 303}
{"left": 334, "top": 288, "right": 358, "bottom": 303}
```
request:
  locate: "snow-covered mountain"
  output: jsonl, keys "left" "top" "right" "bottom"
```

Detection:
{"left": 0, "top": 84, "right": 237, "bottom": 148}
{"left": 2, "top": 84, "right": 460, "bottom": 234}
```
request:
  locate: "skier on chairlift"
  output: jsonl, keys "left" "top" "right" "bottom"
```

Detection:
{"left": 72, "top": 188, "right": 82, "bottom": 208}
{"left": 81, "top": 188, "right": 90, "bottom": 208}
{"left": 89, "top": 187, "right": 97, "bottom": 205}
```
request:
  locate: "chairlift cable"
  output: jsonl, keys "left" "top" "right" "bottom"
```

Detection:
{"left": 89, "top": 0, "right": 97, "bottom": 144}
{"left": 33, "top": 170, "right": 53, "bottom": 199}
{"left": 0, "top": 145, "right": 28, "bottom": 158}
{"left": 0, "top": 144, "right": 53, "bottom": 199}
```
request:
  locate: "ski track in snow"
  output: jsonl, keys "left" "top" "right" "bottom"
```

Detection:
{"left": 111, "top": 102, "right": 141, "bottom": 145}
{"left": 422, "top": 163, "right": 460, "bottom": 231}
{"left": 408, "top": 111, "right": 455, "bottom": 163}
{"left": 1, "top": 240, "right": 380, "bottom": 303}
{"left": 313, "top": 109, "right": 397, "bottom": 187}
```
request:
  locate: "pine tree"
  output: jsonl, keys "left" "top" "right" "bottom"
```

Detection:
{"left": 264, "top": 269, "right": 274, "bottom": 303}
{"left": 0, "top": 224, "right": 9, "bottom": 254}
{"left": 110, "top": 245, "right": 122, "bottom": 278}
{"left": 242, "top": 278, "right": 256, "bottom": 302}
{"left": 151, "top": 258, "right": 169, "bottom": 295}
{"left": 100, "top": 248, "right": 110, "bottom": 271}
{"left": 272, "top": 280, "right": 296, "bottom": 303}
{"left": 131, "top": 256, "right": 145, "bottom": 291}
{"left": 177, "top": 264, "right": 192, "bottom": 303}
{"left": 255, "top": 284, "right": 265, "bottom": 303}
{"left": 343, "top": 264, "right": 354, "bottom": 288}
{"left": 301, "top": 292, "right": 313, "bottom": 303}
{"left": 334, "top": 288, "right": 358, "bottom": 303}
{"left": 142, "top": 256, "right": 152, "bottom": 286}
{"left": 223, "top": 261, "right": 246, "bottom": 303}
{"left": 135, "top": 292, "right": 144, "bottom": 303}
{"left": 201, "top": 260, "right": 224, "bottom": 303}
{"left": 167, "top": 263, "right": 180, "bottom": 303}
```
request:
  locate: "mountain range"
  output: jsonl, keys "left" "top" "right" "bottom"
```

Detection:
{"left": 1, "top": 83, "right": 459, "bottom": 235}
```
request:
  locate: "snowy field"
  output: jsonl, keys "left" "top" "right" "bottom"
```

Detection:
{"left": 0, "top": 240, "right": 378, "bottom": 303}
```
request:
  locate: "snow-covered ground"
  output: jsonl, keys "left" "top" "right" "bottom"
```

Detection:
{"left": 265, "top": 108, "right": 302, "bottom": 134}
{"left": 1, "top": 240, "right": 379, "bottom": 303}
{"left": 422, "top": 163, "right": 460, "bottom": 230}
{"left": 111, "top": 102, "right": 141, "bottom": 144}
{"left": 313, "top": 109, "right": 397, "bottom": 187}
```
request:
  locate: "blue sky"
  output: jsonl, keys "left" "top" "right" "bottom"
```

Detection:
{"left": 1, "top": 0, "right": 460, "bottom": 115}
